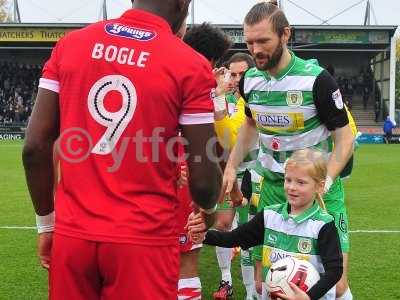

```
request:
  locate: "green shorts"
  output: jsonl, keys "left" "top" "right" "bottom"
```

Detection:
{"left": 324, "top": 178, "right": 350, "bottom": 253}
{"left": 217, "top": 197, "right": 233, "bottom": 210}
{"left": 253, "top": 245, "right": 263, "bottom": 261}
{"left": 259, "top": 175, "right": 350, "bottom": 252}
{"left": 236, "top": 205, "right": 249, "bottom": 225}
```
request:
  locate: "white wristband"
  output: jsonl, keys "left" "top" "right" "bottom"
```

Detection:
{"left": 213, "top": 94, "right": 226, "bottom": 112}
{"left": 324, "top": 176, "right": 333, "bottom": 193}
{"left": 36, "top": 211, "right": 55, "bottom": 234}
{"left": 200, "top": 203, "right": 218, "bottom": 215}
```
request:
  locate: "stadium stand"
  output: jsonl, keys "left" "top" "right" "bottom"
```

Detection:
{"left": 0, "top": 61, "right": 41, "bottom": 124}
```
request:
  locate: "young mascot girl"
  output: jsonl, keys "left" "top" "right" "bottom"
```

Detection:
{"left": 187, "top": 149, "right": 343, "bottom": 300}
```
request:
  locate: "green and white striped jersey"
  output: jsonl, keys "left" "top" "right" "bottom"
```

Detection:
{"left": 204, "top": 201, "right": 342, "bottom": 300}
{"left": 262, "top": 202, "right": 336, "bottom": 300}
{"left": 262, "top": 202, "right": 333, "bottom": 272}
{"left": 242, "top": 52, "right": 336, "bottom": 181}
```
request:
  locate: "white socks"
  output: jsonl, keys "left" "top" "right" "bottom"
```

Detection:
{"left": 337, "top": 288, "right": 353, "bottom": 300}
{"left": 241, "top": 250, "right": 256, "bottom": 299}
{"left": 178, "top": 277, "right": 201, "bottom": 300}
{"left": 216, "top": 246, "right": 232, "bottom": 284}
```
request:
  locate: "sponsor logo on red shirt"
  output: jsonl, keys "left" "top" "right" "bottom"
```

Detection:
{"left": 105, "top": 23, "right": 156, "bottom": 41}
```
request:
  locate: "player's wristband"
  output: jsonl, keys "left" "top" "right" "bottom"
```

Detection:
{"left": 200, "top": 203, "right": 218, "bottom": 215}
{"left": 213, "top": 94, "right": 226, "bottom": 112}
{"left": 324, "top": 176, "right": 333, "bottom": 193}
{"left": 36, "top": 211, "right": 55, "bottom": 234}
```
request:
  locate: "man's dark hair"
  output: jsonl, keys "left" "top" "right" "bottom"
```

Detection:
{"left": 326, "top": 65, "right": 335, "bottom": 77}
{"left": 244, "top": 2, "right": 289, "bottom": 37}
{"left": 183, "top": 23, "right": 232, "bottom": 62}
{"left": 227, "top": 52, "right": 255, "bottom": 69}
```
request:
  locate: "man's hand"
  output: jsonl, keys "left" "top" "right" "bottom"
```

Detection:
{"left": 274, "top": 282, "right": 311, "bottom": 300}
{"left": 228, "top": 180, "right": 244, "bottom": 207}
{"left": 212, "top": 67, "right": 232, "bottom": 96}
{"left": 185, "top": 212, "right": 209, "bottom": 244}
{"left": 38, "top": 232, "right": 53, "bottom": 269}
{"left": 219, "top": 165, "right": 237, "bottom": 203}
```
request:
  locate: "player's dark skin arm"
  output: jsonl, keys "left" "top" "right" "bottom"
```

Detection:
{"left": 181, "top": 124, "right": 222, "bottom": 210}
{"left": 22, "top": 88, "right": 59, "bottom": 216}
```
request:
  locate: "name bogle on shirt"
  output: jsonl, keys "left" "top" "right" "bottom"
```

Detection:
{"left": 91, "top": 23, "right": 155, "bottom": 67}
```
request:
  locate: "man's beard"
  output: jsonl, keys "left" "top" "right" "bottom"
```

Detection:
{"left": 255, "top": 41, "right": 284, "bottom": 71}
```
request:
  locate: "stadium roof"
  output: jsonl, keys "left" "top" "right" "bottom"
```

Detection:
{"left": 0, "top": 22, "right": 396, "bottom": 54}
{"left": 1, "top": 0, "right": 400, "bottom": 26}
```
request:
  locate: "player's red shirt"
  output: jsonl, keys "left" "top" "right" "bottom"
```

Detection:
{"left": 39, "top": 9, "right": 215, "bottom": 246}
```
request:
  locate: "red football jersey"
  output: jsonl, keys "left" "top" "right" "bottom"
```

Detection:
{"left": 39, "top": 9, "right": 215, "bottom": 246}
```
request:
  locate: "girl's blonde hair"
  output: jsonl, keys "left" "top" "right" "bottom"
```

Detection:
{"left": 284, "top": 148, "right": 328, "bottom": 210}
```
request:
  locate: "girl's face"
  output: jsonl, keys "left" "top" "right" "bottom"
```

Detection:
{"left": 284, "top": 164, "right": 324, "bottom": 214}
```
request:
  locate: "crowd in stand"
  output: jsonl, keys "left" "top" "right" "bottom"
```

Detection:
{"left": 0, "top": 61, "right": 42, "bottom": 124}
{"left": 336, "top": 67, "right": 374, "bottom": 111}
{"left": 0, "top": 61, "right": 383, "bottom": 125}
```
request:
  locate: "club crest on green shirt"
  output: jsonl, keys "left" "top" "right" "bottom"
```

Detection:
{"left": 286, "top": 90, "right": 303, "bottom": 107}
{"left": 298, "top": 238, "right": 312, "bottom": 254}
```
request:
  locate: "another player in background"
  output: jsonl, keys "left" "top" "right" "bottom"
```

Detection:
{"left": 22, "top": 0, "right": 222, "bottom": 299}
{"left": 222, "top": 3, "right": 354, "bottom": 300}
{"left": 212, "top": 53, "right": 259, "bottom": 300}
{"left": 188, "top": 149, "right": 343, "bottom": 300}
{"left": 177, "top": 22, "right": 232, "bottom": 300}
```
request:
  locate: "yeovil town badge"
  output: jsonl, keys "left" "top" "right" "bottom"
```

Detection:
{"left": 286, "top": 91, "right": 303, "bottom": 107}
{"left": 298, "top": 238, "right": 312, "bottom": 254}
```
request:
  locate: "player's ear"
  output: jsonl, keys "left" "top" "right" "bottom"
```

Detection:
{"left": 281, "top": 26, "right": 291, "bottom": 44}
{"left": 316, "top": 179, "right": 325, "bottom": 195}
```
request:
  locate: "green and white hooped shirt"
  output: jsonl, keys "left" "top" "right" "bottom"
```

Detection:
{"left": 241, "top": 52, "right": 349, "bottom": 183}
{"left": 262, "top": 202, "right": 337, "bottom": 300}
{"left": 203, "top": 201, "right": 342, "bottom": 300}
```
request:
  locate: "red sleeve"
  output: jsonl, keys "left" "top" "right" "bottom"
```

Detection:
{"left": 38, "top": 38, "right": 64, "bottom": 93}
{"left": 179, "top": 55, "right": 215, "bottom": 125}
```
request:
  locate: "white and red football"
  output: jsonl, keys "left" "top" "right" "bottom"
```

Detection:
{"left": 266, "top": 256, "right": 320, "bottom": 299}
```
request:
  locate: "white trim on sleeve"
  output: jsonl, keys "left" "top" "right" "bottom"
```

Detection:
{"left": 39, "top": 78, "right": 60, "bottom": 93}
{"left": 179, "top": 112, "right": 214, "bottom": 125}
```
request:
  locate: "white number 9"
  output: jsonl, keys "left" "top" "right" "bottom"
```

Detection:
{"left": 88, "top": 75, "right": 137, "bottom": 155}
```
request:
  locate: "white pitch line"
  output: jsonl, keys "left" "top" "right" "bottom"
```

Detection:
{"left": 0, "top": 226, "right": 36, "bottom": 229}
{"left": 1, "top": 226, "right": 400, "bottom": 233}
{"left": 349, "top": 230, "right": 400, "bottom": 233}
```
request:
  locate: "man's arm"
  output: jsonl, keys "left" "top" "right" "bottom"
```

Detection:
{"left": 328, "top": 125, "right": 354, "bottom": 181}
{"left": 22, "top": 88, "right": 60, "bottom": 216}
{"left": 226, "top": 116, "right": 258, "bottom": 171}
{"left": 221, "top": 116, "right": 258, "bottom": 195}
{"left": 181, "top": 124, "right": 222, "bottom": 210}
{"left": 313, "top": 70, "right": 354, "bottom": 185}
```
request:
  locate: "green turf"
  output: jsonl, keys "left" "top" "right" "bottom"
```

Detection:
{"left": 1, "top": 141, "right": 399, "bottom": 299}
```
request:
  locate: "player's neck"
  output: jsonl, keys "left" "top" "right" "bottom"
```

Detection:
{"left": 267, "top": 48, "right": 291, "bottom": 78}
{"left": 132, "top": 3, "right": 174, "bottom": 30}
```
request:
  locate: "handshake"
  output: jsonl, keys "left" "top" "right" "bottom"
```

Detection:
{"left": 185, "top": 180, "right": 248, "bottom": 244}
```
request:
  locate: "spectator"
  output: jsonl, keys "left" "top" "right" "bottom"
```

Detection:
{"left": 374, "top": 82, "right": 381, "bottom": 122}
{"left": 362, "top": 85, "right": 370, "bottom": 110}
{"left": 0, "top": 61, "right": 42, "bottom": 124}
{"left": 383, "top": 116, "right": 396, "bottom": 144}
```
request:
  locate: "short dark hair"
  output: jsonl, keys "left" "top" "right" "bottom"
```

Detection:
{"left": 183, "top": 23, "right": 232, "bottom": 62}
{"left": 326, "top": 65, "right": 335, "bottom": 76}
{"left": 244, "top": 2, "right": 289, "bottom": 37}
{"left": 227, "top": 52, "right": 255, "bottom": 69}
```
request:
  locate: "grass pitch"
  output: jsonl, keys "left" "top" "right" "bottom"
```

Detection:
{"left": 0, "top": 141, "right": 399, "bottom": 299}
